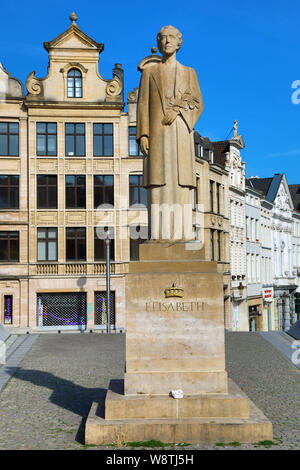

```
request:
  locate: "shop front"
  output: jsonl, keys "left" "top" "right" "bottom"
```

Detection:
{"left": 262, "top": 287, "right": 274, "bottom": 331}
{"left": 248, "top": 297, "right": 263, "bottom": 331}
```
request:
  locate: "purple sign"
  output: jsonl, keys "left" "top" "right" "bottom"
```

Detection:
{"left": 4, "top": 296, "right": 12, "bottom": 324}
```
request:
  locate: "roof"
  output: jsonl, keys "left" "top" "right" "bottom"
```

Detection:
{"left": 247, "top": 177, "right": 273, "bottom": 195}
{"left": 43, "top": 23, "right": 104, "bottom": 53}
{"left": 212, "top": 141, "right": 230, "bottom": 167}
{"left": 247, "top": 175, "right": 283, "bottom": 202}
{"left": 289, "top": 184, "right": 300, "bottom": 211}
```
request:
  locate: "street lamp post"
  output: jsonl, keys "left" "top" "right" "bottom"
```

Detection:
{"left": 106, "top": 233, "right": 111, "bottom": 334}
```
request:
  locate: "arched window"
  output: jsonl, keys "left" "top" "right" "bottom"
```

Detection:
{"left": 67, "top": 69, "right": 82, "bottom": 98}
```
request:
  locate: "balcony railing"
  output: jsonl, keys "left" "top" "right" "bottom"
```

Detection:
{"left": 36, "top": 264, "right": 59, "bottom": 275}
{"left": 31, "top": 262, "right": 129, "bottom": 276}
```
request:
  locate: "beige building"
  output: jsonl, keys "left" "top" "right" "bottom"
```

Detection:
{"left": 0, "top": 15, "right": 230, "bottom": 330}
{"left": 213, "top": 130, "right": 247, "bottom": 330}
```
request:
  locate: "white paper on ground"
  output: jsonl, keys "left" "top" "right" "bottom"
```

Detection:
{"left": 170, "top": 389, "right": 184, "bottom": 399}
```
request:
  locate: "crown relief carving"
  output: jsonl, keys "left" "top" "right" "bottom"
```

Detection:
{"left": 164, "top": 283, "right": 184, "bottom": 299}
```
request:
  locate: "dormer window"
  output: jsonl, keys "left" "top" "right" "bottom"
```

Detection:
{"left": 195, "top": 143, "right": 203, "bottom": 158}
{"left": 209, "top": 151, "right": 214, "bottom": 163}
{"left": 67, "top": 69, "right": 82, "bottom": 98}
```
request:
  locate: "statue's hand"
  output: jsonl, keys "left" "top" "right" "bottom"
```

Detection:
{"left": 162, "top": 108, "right": 178, "bottom": 126}
{"left": 140, "top": 136, "right": 149, "bottom": 156}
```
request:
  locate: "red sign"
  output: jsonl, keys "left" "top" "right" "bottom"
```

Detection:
{"left": 263, "top": 289, "right": 273, "bottom": 301}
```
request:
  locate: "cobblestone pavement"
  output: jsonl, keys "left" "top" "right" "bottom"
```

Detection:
{"left": 0, "top": 333, "right": 125, "bottom": 450}
{"left": 0, "top": 331, "right": 299, "bottom": 450}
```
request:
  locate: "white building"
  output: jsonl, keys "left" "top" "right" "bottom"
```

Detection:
{"left": 245, "top": 181, "right": 275, "bottom": 331}
{"left": 289, "top": 185, "right": 300, "bottom": 322}
{"left": 260, "top": 198, "right": 275, "bottom": 330}
{"left": 245, "top": 185, "right": 262, "bottom": 331}
{"left": 248, "top": 174, "right": 297, "bottom": 331}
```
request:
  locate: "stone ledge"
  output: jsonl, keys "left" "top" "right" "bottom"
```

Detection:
{"left": 124, "top": 370, "right": 228, "bottom": 395}
{"left": 85, "top": 380, "right": 273, "bottom": 445}
{"left": 106, "top": 379, "right": 249, "bottom": 420}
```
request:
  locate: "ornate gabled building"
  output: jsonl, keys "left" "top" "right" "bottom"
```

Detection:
{"left": 0, "top": 14, "right": 131, "bottom": 329}
{"left": 248, "top": 174, "right": 298, "bottom": 331}
{"left": 213, "top": 122, "right": 247, "bottom": 330}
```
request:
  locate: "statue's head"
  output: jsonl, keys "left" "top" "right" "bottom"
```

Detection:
{"left": 157, "top": 26, "right": 183, "bottom": 56}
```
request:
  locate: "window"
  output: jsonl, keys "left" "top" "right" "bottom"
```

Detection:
{"left": 66, "top": 175, "right": 86, "bottom": 209}
{"left": 246, "top": 216, "right": 250, "bottom": 238}
{"left": 93, "top": 124, "right": 113, "bottom": 156}
{"left": 251, "top": 254, "right": 255, "bottom": 282}
{"left": 0, "top": 175, "right": 19, "bottom": 209}
{"left": 66, "top": 228, "right": 86, "bottom": 261}
{"left": 37, "top": 175, "right": 57, "bottom": 209}
{"left": 37, "top": 228, "right": 58, "bottom": 261}
{"left": 247, "top": 253, "right": 251, "bottom": 282}
{"left": 94, "top": 175, "right": 114, "bottom": 208}
{"left": 256, "top": 254, "right": 260, "bottom": 282}
{"left": 130, "top": 225, "right": 148, "bottom": 260}
{"left": 37, "top": 293, "right": 86, "bottom": 327}
{"left": 0, "top": 231, "right": 19, "bottom": 261}
{"left": 36, "top": 123, "right": 57, "bottom": 156}
{"left": 193, "top": 177, "right": 200, "bottom": 210}
{"left": 217, "top": 231, "right": 221, "bottom": 261}
{"left": 209, "top": 150, "right": 214, "bottom": 163}
{"left": 129, "top": 127, "right": 142, "bottom": 156}
{"left": 94, "top": 227, "right": 115, "bottom": 261}
{"left": 67, "top": 69, "right": 82, "bottom": 98}
{"left": 210, "top": 229, "right": 215, "bottom": 261}
{"left": 195, "top": 143, "right": 203, "bottom": 158}
{"left": 129, "top": 175, "right": 147, "bottom": 206}
{"left": 210, "top": 181, "right": 214, "bottom": 212}
{"left": 0, "top": 122, "right": 19, "bottom": 156}
{"left": 216, "top": 183, "right": 221, "bottom": 214}
{"left": 95, "top": 291, "right": 115, "bottom": 327}
{"left": 65, "top": 123, "right": 85, "bottom": 156}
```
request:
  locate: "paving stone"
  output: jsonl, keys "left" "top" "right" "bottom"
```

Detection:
{"left": 0, "top": 332, "right": 298, "bottom": 450}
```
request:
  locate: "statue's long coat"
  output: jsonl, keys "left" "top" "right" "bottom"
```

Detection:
{"left": 136, "top": 61, "right": 203, "bottom": 189}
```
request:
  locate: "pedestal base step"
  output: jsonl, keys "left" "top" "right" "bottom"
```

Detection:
{"left": 106, "top": 379, "right": 249, "bottom": 420}
{"left": 85, "top": 380, "right": 272, "bottom": 445}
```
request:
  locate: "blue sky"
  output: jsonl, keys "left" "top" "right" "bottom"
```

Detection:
{"left": 1, "top": 0, "right": 299, "bottom": 183}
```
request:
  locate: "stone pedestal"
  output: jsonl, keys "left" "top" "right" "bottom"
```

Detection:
{"left": 85, "top": 242, "right": 272, "bottom": 444}
{"left": 124, "top": 242, "right": 227, "bottom": 395}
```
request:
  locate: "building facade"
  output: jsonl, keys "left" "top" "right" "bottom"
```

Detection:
{"left": 260, "top": 197, "right": 275, "bottom": 331}
{"left": 248, "top": 175, "right": 298, "bottom": 331}
{"left": 289, "top": 184, "right": 300, "bottom": 319}
{"left": 245, "top": 182, "right": 275, "bottom": 331}
{"left": 213, "top": 125, "right": 247, "bottom": 330}
{"left": 245, "top": 185, "right": 263, "bottom": 331}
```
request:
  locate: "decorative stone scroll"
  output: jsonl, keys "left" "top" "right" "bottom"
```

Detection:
{"left": 127, "top": 87, "right": 139, "bottom": 103}
{"left": 26, "top": 71, "right": 42, "bottom": 95}
{"left": 105, "top": 75, "right": 122, "bottom": 98}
